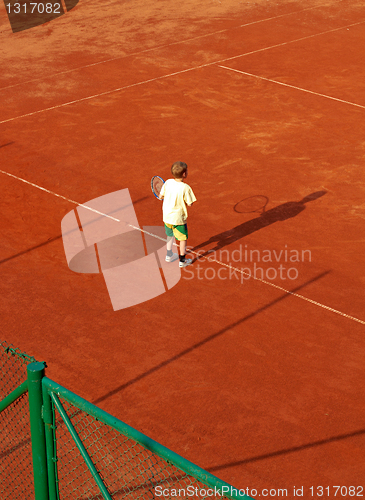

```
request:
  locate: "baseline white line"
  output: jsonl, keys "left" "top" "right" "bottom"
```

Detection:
{"left": 0, "top": 6, "right": 321, "bottom": 92}
{"left": 197, "top": 256, "right": 365, "bottom": 325}
{"left": 217, "top": 65, "right": 365, "bottom": 109}
{"left": 1, "top": 19, "right": 364, "bottom": 125}
{"left": 0, "top": 169, "right": 118, "bottom": 221}
{"left": 0, "top": 168, "right": 165, "bottom": 241}
{"left": 1, "top": 168, "right": 364, "bottom": 326}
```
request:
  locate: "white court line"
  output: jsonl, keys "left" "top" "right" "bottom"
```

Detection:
{"left": 0, "top": 168, "right": 165, "bottom": 242}
{"left": 1, "top": 168, "right": 364, "bottom": 326}
{"left": 198, "top": 256, "right": 365, "bottom": 325}
{"left": 0, "top": 5, "right": 321, "bottom": 92}
{"left": 0, "top": 66, "right": 200, "bottom": 125}
{"left": 212, "top": 19, "right": 365, "bottom": 63}
{"left": 217, "top": 65, "right": 365, "bottom": 109}
{"left": 1, "top": 19, "right": 364, "bottom": 125}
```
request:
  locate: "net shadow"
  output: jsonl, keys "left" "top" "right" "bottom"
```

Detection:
{"left": 93, "top": 270, "right": 330, "bottom": 405}
{"left": 206, "top": 427, "right": 365, "bottom": 472}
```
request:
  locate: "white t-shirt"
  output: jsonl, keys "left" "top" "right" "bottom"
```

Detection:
{"left": 160, "top": 179, "right": 197, "bottom": 225}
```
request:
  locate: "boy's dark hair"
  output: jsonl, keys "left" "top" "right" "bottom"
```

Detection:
{"left": 171, "top": 161, "right": 188, "bottom": 179}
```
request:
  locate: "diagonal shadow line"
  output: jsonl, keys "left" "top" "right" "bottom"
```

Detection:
{"left": 0, "top": 234, "right": 62, "bottom": 265}
{"left": 93, "top": 270, "right": 330, "bottom": 405}
{"left": 0, "top": 142, "right": 15, "bottom": 149}
{"left": 0, "top": 196, "right": 149, "bottom": 266}
{"left": 206, "top": 428, "right": 365, "bottom": 472}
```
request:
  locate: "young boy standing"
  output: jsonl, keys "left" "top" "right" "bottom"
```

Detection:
{"left": 159, "top": 161, "right": 197, "bottom": 268}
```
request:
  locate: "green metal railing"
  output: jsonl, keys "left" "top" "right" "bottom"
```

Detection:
{"left": 1, "top": 341, "right": 252, "bottom": 499}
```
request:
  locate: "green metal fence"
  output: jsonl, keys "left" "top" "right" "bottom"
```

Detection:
{"left": 1, "top": 341, "right": 251, "bottom": 500}
{"left": 0, "top": 341, "right": 36, "bottom": 499}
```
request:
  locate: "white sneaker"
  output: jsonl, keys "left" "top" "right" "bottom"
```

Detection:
{"left": 179, "top": 258, "right": 193, "bottom": 268}
{"left": 165, "top": 253, "right": 178, "bottom": 262}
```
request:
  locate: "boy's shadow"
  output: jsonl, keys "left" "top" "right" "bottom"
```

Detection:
{"left": 192, "top": 191, "right": 326, "bottom": 256}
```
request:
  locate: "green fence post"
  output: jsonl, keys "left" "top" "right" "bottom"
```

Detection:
{"left": 42, "top": 383, "right": 59, "bottom": 500}
{"left": 27, "top": 362, "right": 49, "bottom": 500}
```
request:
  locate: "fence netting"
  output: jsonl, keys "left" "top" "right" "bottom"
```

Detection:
{"left": 1, "top": 341, "right": 240, "bottom": 500}
{"left": 52, "top": 394, "right": 233, "bottom": 500}
{"left": 0, "top": 341, "right": 36, "bottom": 499}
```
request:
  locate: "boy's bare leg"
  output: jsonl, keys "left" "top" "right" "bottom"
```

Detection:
{"left": 179, "top": 240, "right": 187, "bottom": 256}
{"left": 165, "top": 236, "right": 179, "bottom": 262}
{"left": 167, "top": 236, "right": 174, "bottom": 252}
{"left": 178, "top": 239, "right": 192, "bottom": 267}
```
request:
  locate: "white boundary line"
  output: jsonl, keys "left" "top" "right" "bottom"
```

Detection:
{"left": 0, "top": 168, "right": 165, "bottom": 241}
{"left": 1, "top": 19, "right": 364, "bottom": 125}
{"left": 1, "top": 168, "right": 364, "bottom": 325}
{"left": 213, "top": 19, "right": 365, "bottom": 63}
{"left": 0, "top": 6, "right": 321, "bottom": 92}
{"left": 0, "top": 169, "right": 120, "bottom": 221}
{"left": 0, "top": 66, "right": 200, "bottom": 125}
{"left": 196, "top": 256, "right": 365, "bottom": 325}
{"left": 217, "top": 65, "right": 365, "bottom": 109}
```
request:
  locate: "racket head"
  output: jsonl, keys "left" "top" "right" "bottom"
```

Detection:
{"left": 234, "top": 195, "right": 269, "bottom": 214}
{"left": 151, "top": 176, "right": 165, "bottom": 199}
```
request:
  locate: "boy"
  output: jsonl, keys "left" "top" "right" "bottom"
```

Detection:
{"left": 159, "top": 161, "right": 197, "bottom": 268}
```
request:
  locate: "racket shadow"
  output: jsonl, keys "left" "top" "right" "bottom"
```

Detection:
{"left": 192, "top": 191, "right": 327, "bottom": 256}
{"left": 234, "top": 195, "right": 269, "bottom": 214}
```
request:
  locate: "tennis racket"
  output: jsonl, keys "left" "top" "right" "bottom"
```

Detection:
{"left": 234, "top": 195, "right": 269, "bottom": 214}
{"left": 151, "top": 176, "right": 165, "bottom": 199}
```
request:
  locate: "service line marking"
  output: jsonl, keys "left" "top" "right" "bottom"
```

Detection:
{"left": 217, "top": 65, "right": 365, "bottom": 109}
{"left": 1, "top": 168, "right": 364, "bottom": 326}
{"left": 1, "top": 19, "right": 364, "bottom": 125}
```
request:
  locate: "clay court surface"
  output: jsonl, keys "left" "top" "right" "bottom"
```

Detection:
{"left": 1, "top": 0, "right": 365, "bottom": 496}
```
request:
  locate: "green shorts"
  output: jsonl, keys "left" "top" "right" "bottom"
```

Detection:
{"left": 164, "top": 223, "right": 188, "bottom": 241}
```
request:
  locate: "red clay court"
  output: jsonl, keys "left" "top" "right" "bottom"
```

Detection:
{"left": 1, "top": 0, "right": 365, "bottom": 497}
